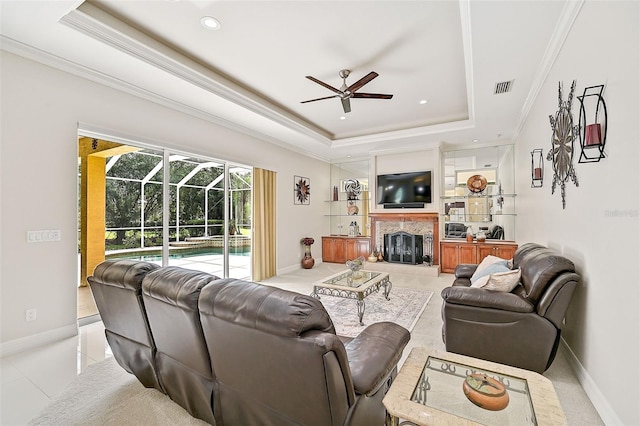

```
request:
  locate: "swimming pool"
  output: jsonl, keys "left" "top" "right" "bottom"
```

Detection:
{"left": 106, "top": 245, "right": 251, "bottom": 262}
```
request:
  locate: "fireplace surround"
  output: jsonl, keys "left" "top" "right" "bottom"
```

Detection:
{"left": 369, "top": 213, "right": 439, "bottom": 266}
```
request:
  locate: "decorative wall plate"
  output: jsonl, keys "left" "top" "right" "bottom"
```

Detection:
{"left": 467, "top": 175, "right": 487, "bottom": 193}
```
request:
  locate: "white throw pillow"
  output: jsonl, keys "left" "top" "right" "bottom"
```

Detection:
{"left": 470, "top": 255, "right": 508, "bottom": 284}
{"left": 477, "top": 268, "right": 522, "bottom": 292}
{"left": 470, "top": 262, "right": 510, "bottom": 287}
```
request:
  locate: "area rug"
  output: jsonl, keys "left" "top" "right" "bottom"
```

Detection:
{"left": 320, "top": 287, "right": 433, "bottom": 338}
{"left": 29, "top": 358, "right": 206, "bottom": 426}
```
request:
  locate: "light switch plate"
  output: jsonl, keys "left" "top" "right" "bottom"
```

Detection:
{"left": 27, "top": 230, "right": 61, "bottom": 242}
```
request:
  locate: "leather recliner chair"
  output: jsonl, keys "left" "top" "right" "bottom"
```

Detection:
{"left": 445, "top": 222, "right": 467, "bottom": 238}
{"left": 441, "top": 243, "right": 579, "bottom": 373}
{"left": 198, "top": 278, "right": 410, "bottom": 426}
{"left": 141, "top": 266, "right": 221, "bottom": 425}
{"left": 88, "top": 259, "right": 163, "bottom": 391}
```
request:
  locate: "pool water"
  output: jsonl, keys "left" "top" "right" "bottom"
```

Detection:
{"left": 106, "top": 246, "right": 251, "bottom": 262}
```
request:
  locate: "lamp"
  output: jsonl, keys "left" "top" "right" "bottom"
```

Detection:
{"left": 577, "top": 85, "right": 607, "bottom": 163}
{"left": 531, "top": 148, "right": 543, "bottom": 188}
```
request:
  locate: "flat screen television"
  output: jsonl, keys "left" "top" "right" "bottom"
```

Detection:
{"left": 377, "top": 171, "right": 432, "bottom": 205}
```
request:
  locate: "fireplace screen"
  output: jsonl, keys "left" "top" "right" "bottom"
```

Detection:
{"left": 384, "top": 231, "right": 423, "bottom": 264}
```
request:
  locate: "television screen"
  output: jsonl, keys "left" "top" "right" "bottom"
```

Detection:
{"left": 377, "top": 171, "right": 432, "bottom": 205}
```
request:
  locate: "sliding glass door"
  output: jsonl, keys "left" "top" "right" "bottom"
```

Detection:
{"left": 80, "top": 135, "right": 252, "bottom": 286}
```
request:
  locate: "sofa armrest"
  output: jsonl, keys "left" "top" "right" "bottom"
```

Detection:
{"left": 454, "top": 264, "right": 478, "bottom": 279}
{"left": 344, "top": 322, "right": 410, "bottom": 396}
{"left": 441, "top": 287, "right": 534, "bottom": 313}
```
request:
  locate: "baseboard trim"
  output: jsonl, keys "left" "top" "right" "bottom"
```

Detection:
{"left": 0, "top": 323, "right": 78, "bottom": 358}
{"left": 559, "top": 338, "right": 621, "bottom": 425}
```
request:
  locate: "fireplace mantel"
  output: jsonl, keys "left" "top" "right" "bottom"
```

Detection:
{"left": 369, "top": 213, "right": 439, "bottom": 266}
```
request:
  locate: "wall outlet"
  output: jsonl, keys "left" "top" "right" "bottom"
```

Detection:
{"left": 25, "top": 308, "right": 37, "bottom": 322}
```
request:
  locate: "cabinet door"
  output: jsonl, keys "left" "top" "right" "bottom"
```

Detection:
{"left": 478, "top": 244, "right": 517, "bottom": 262}
{"left": 459, "top": 244, "right": 478, "bottom": 265}
{"left": 345, "top": 239, "right": 358, "bottom": 261}
{"left": 322, "top": 238, "right": 344, "bottom": 263}
{"left": 355, "top": 238, "right": 370, "bottom": 259}
{"left": 440, "top": 243, "right": 460, "bottom": 273}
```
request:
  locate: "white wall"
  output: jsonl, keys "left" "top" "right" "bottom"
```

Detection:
{"left": 515, "top": 1, "right": 639, "bottom": 424}
{"left": 0, "top": 51, "right": 328, "bottom": 352}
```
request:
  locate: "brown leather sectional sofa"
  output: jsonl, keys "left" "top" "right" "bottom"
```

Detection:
{"left": 441, "top": 243, "right": 579, "bottom": 373}
{"left": 89, "top": 260, "right": 410, "bottom": 425}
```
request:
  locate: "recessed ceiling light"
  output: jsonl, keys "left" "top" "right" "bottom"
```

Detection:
{"left": 419, "top": 99, "right": 428, "bottom": 105}
{"left": 473, "top": 138, "right": 479, "bottom": 143}
{"left": 201, "top": 16, "right": 221, "bottom": 30}
{"left": 339, "top": 116, "right": 346, "bottom": 120}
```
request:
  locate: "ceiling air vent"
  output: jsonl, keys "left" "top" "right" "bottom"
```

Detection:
{"left": 494, "top": 80, "right": 514, "bottom": 95}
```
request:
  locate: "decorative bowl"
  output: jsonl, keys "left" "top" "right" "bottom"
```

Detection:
{"left": 462, "top": 373, "right": 509, "bottom": 411}
{"left": 346, "top": 256, "right": 366, "bottom": 274}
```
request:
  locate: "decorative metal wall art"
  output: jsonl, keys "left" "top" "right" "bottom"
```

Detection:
{"left": 577, "top": 85, "right": 607, "bottom": 163}
{"left": 531, "top": 149, "right": 543, "bottom": 188}
{"left": 547, "top": 80, "right": 579, "bottom": 209}
{"left": 294, "top": 176, "right": 310, "bottom": 205}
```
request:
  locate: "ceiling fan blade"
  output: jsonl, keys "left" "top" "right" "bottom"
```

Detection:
{"left": 352, "top": 93, "right": 394, "bottom": 99}
{"left": 341, "top": 97, "right": 351, "bottom": 113}
{"left": 305, "top": 76, "right": 342, "bottom": 94}
{"left": 301, "top": 94, "right": 340, "bottom": 103}
{"left": 347, "top": 71, "right": 378, "bottom": 93}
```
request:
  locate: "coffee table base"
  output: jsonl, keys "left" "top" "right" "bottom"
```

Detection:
{"left": 311, "top": 273, "right": 391, "bottom": 326}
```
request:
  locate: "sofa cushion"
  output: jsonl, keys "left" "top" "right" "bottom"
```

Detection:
{"left": 483, "top": 268, "right": 522, "bottom": 292}
{"left": 470, "top": 256, "right": 508, "bottom": 285}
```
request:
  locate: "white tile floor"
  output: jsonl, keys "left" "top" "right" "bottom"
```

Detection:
{"left": 1, "top": 262, "right": 603, "bottom": 425}
{"left": 0, "top": 321, "right": 111, "bottom": 425}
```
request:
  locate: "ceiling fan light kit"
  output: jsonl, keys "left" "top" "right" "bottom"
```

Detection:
{"left": 301, "top": 69, "right": 393, "bottom": 113}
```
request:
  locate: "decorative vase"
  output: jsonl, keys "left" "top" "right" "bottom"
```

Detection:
{"left": 301, "top": 245, "right": 315, "bottom": 269}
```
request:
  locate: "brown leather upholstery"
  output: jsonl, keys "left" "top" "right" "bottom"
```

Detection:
{"left": 90, "top": 261, "right": 410, "bottom": 425}
{"left": 199, "top": 278, "right": 410, "bottom": 426}
{"left": 142, "top": 267, "right": 221, "bottom": 425}
{"left": 441, "top": 243, "right": 579, "bottom": 373}
{"left": 87, "top": 259, "right": 162, "bottom": 391}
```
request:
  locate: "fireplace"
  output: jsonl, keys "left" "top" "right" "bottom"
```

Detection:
{"left": 384, "top": 231, "right": 423, "bottom": 264}
{"left": 369, "top": 213, "right": 439, "bottom": 266}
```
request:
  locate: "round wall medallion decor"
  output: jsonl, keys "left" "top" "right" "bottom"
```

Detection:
{"left": 547, "top": 80, "right": 579, "bottom": 209}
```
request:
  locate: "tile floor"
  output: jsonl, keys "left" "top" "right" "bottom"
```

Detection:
{"left": 1, "top": 262, "right": 603, "bottom": 425}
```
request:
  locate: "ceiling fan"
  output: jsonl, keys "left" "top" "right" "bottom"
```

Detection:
{"left": 301, "top": 69, "right": 393, "bottom": 113}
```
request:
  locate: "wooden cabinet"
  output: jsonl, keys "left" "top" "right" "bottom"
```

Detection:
{"left": 440, "top": 242, "right": 478, "bottom": 273}
{"left": 477, "top": 243, "right": 518, "bottom": 262}
{"left": 440, "top": 240, "right": 518, "bottom": 273}
{"left": 322, "top": 236, "right": 370, "bottom": 264}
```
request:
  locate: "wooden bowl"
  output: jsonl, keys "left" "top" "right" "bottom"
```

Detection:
{"left": 462, "top": 373, "right": 509, "bottom": 411}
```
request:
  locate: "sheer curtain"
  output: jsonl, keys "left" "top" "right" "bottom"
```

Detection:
{"left": 252, "top": 168, "right": 277, "bottom": 281}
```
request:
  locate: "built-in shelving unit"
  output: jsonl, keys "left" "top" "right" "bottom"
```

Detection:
{"left": 441, "top": 145, "right": 516, "bottom": 241}
{"left": 326, "top": 160, "right": 370, "bottom": 237}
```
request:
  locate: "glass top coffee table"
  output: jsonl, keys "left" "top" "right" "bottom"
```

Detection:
{"left": 311, "top": 269, "right": 391, "bottom": 326}
{"left": 383, "top": 348, "right": 566, "bottom": 425}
